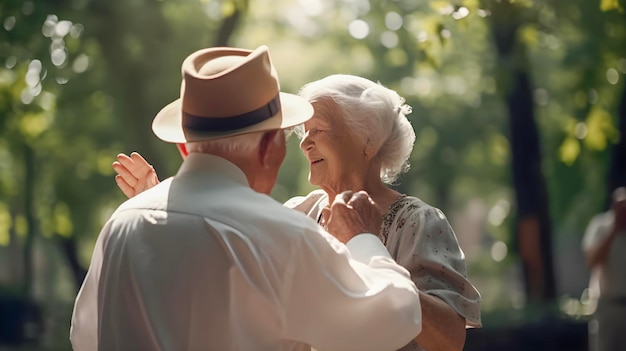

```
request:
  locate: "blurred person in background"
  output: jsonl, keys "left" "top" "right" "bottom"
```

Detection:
{"left": 582, "top": 186, "right": 626, "bottom": 351}
{"left": 72, "top": 46, "right": 424, "bottom": 351}
{"left": 115, "top": 74, "right": 482, "bottom": 351}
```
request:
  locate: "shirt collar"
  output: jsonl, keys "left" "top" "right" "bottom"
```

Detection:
{"left": 176, "top": 153, "right": 249, "bottom": 187}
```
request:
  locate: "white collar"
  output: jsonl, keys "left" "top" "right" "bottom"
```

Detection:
{"left": 176, "top": 153, "right": 249, "bottom": 187}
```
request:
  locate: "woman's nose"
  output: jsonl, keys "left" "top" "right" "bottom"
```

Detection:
{"left": 299, "top": 132, "right": 313, "bottom": 151}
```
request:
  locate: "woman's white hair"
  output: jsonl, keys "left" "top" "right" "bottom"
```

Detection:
{"left": 297, "top": 74, "right": 416, "bottom": 184}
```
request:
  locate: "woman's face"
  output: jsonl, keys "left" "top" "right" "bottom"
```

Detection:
{"left": 299, "top": 100, "right": 367, "bottom": 190}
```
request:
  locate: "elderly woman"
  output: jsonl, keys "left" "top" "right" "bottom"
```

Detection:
{"left": 113, "top": 74, "right": 482, "bottom": 351}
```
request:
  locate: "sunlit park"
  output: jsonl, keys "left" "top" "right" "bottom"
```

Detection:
{"left": 1, "top": 0, "right": 625, "bottom": 350}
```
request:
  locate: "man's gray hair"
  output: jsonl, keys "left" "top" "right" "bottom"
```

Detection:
{"left": 186, "top": 131, "right": 264, "bottom": 155}
{"left": 297, "top": 74, "right": 416, "bottom": 184}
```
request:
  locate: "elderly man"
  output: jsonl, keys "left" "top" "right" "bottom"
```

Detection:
{"left": 70, "top": 45, "right": 422, "bottom": 351}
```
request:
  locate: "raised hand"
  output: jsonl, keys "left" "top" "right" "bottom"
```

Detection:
{"left": 112, "top": 152, "right": 160, "bottom": 198}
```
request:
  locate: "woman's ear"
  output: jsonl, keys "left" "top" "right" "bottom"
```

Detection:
{"left": 176, "top": 143, "right": 189, "bottom": 159}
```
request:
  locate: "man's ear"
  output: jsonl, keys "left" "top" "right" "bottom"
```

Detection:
{"left": 259, "top": 130, "right": 282, "bottom": 169}
{"left": 176, "top": 143, "right": 189, "bottom": 159}
{"left": 363, "top": 139, "right": 375, "bottom": 160}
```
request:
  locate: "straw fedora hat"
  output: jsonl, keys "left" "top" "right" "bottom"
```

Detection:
{"left": 152, "top": 45, "right": 313, "bottom": 143}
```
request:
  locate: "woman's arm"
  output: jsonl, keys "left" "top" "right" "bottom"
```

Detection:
{"left": 389, "top": 201, "right": 482, "bottom": 351}
{"left": 415, "top": 292, "right": 466, "bottom": 351}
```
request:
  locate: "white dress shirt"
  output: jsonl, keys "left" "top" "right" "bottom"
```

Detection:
{"left": 70, "top": 153, "right": 421, "bottom": 351}
{"left": 583, "top": 210, "right": 626, "bottom": 300}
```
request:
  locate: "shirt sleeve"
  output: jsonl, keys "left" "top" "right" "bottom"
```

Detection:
{"left": 388, "top": 204, "right": 482, "bottom": 328}
{"left": 283, "top": 190, "right": 327, "bottom": 216}
{"left": 70, "top": 222, "right": 110, "bottom": 351}
{"left": 282, "top": 227, "right": 422, "bottom": 351}
{"left": 582, "top": 212, "right": 610, "bottom": 251}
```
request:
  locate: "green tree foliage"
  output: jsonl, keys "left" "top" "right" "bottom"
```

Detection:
{"left": 0, "top": 1, "right": 248, "bottom": 347}
{"left": 1, "top": 0, "right": 625, "bottom": 347}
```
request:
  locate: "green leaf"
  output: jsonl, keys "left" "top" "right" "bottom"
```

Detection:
{"left": 559, "top": 137, "right": 580, "bottom": 166}
{"left": 54, "top": 203, "right": 74, "bottom": 238}
{"left": 0, "top": 203, "right": 11, "bottom": 246}
{"left": 584, "top": 107, "right": 617, "bottom": 151}
{"left": 600, "top": 0, "right": 623, "bottom": 12}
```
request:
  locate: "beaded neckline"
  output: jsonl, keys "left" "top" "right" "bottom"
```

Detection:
{"left": 379, "top": 194, "right": 410, "bottom": 245}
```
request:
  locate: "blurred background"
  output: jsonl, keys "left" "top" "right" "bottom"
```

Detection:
{"left": 1, "top": 0, "right": 625, "bottom": 350}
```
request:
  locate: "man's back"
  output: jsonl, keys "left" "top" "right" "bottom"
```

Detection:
{"left": 73, "top": 154, "right": 315, "bottom": 350}
{"left": 71, "top": 154, "right": 422, "bottom": 351}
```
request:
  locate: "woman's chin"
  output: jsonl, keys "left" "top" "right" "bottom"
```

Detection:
{"left": 308, "top": 175, "right": 321, "bottom": 187}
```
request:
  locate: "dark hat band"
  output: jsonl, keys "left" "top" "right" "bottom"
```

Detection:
{"left": 182, "top": 94, "right": 281, "bottom": 132}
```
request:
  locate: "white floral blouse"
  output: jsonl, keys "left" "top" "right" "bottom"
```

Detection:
{"left": 285, "top": 190, "right": 482, "bottom": 351}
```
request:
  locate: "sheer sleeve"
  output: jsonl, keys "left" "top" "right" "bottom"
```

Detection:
{"left": 383, "top": 198, "right": 482, "bottom": 328}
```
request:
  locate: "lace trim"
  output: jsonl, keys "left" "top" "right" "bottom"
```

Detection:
{"left": 379, "top": 195, "right": 410, "bottom": 245}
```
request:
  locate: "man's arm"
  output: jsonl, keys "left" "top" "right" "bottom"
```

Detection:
{"left": 283, "top": 191, "right": 422, "bottom": 351}
{"left": 284, "top": 232, "right": 421, "bottom": 351}
{"left": 70, "top": 222, "right": 111, "bottom": 351}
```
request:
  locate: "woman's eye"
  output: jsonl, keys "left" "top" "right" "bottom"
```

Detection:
{"left": 304, "top": 127, "right": 326, "bottom": 136}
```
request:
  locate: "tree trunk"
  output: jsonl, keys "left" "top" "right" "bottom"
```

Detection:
{"left": 505, "top": 71, "right": 556, "bottom": 302}
{"left": 86, "top": 0, "right": 170, "bottom": 174}
{"left": 57, "top": 236, "right": 87, "bottom": 290}
{"left": 214, "top": 0, "right": 249, "bottom": 46}
{"left": 606, "top": 83, "right": 626, "bottom": 205}
{"left": 23, "top": 144, "right": 36, "bottom": 299}
{"left": 487, "top": 0, "right": 556, "bottom": 303}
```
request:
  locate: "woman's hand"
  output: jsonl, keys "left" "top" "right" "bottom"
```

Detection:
{"left": 112, "top": 152, "right": 160, "bottom": 198}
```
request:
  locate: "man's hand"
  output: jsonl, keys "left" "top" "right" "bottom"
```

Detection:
{"left": 112, "top": 152, "right": 160, "bottom": 198}
{"left": 324, "top": 191, "right": 380, "bottom": 243}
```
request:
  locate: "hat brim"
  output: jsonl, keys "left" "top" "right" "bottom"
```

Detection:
{"left": 152, "top": 92, "right": 313, "bottom": 143}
